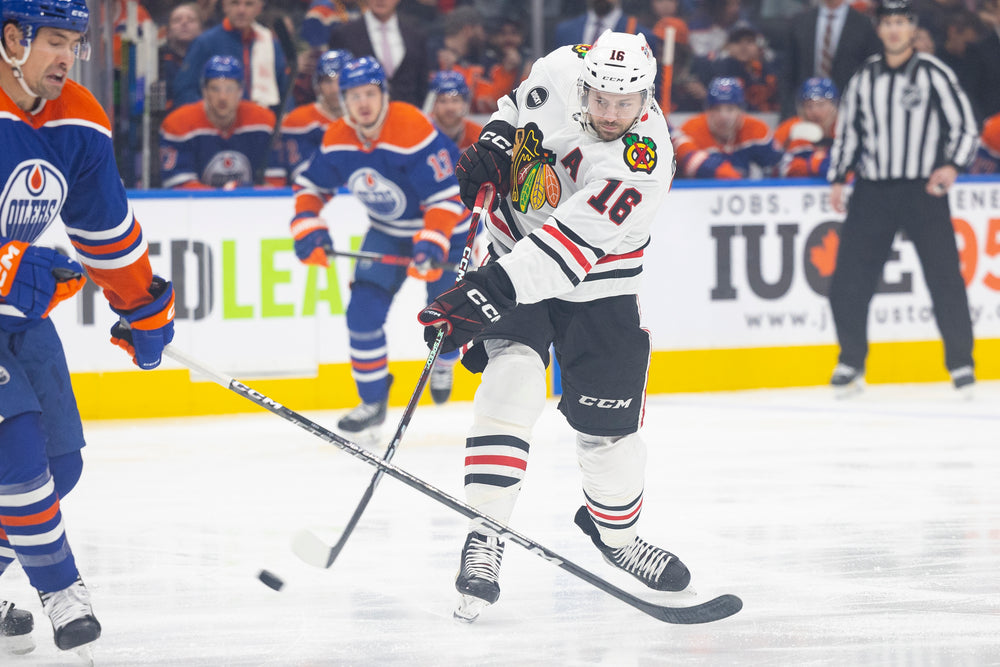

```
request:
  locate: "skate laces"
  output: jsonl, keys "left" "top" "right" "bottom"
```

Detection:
{"left": 40, "top": 579, "right": 92, "bottom": 631}
{"left": 0, "top": 599, "right": 14, "bottom": 623}
{"left": 462, "top": 533, "right": 503, "bottom": 583}
{"left": 609, "top": 537, "right": 672, "bottom": 583}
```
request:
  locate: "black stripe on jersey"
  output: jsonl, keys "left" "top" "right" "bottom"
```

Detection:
{"left": 551, "top": 216, "right": 606, "bottom": 259}
{"left": 497, "top": 198, "right": 525, "bottom": 242}
{"left": 529, "top": 234, "right": 582, "bottom": 286}
{"left": 466, "top": 434, "right": 530, "bottom": 452}
{"left": 464, "top": 473, "right": 521, "bottom": 488}
{"left": 585, "top": 490, "right": 641, "bottom": 513}
{"left": 582, "top": 266, "right": 643, "bottom": 282}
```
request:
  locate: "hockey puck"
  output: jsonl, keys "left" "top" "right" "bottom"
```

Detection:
{"left": 258, "top": 569, "right": 284, "bottom": 591}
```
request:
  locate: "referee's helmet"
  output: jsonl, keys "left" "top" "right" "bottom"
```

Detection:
{"left": 876, "top": 0, "right": 915, "bottom": 19}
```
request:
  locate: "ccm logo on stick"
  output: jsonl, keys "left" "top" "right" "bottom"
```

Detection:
{"left": 579, "top": 396, "right": 633, "bottom": 409}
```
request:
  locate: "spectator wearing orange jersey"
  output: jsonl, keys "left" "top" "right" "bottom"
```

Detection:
{"left": 159, "top": 55, "right": 283, "bottom": 188}
{"left": 674, "top": 76, "right": 783, "bottom": 178}
{"left": 423, "top": 71, "right": 482, "bottom": 152}
{"left": 970, "top": 112, "right": 1000, "bottom": 174}
{"left": 775, "top": 77, "right": 838, "bottom": 178}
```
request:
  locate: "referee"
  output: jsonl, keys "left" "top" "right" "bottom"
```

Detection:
{"left": 826, "top": 0, "right": 979, "bottom": 396}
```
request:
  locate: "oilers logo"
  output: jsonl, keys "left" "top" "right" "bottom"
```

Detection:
{"left": 202, "top": 150, "right": 253, "bottom": 188}
{"left": 0, "top": 159, "right": 68, "bottom": 242}
{"left": 347, "top": 168, "right": 406, "bottom": 220}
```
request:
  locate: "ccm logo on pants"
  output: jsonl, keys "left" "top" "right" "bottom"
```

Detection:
{"left": 578, "top": 396, "right": 633, "bottom": 409}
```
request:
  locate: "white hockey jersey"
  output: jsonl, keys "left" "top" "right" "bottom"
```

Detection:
{"left": 487, "top": 44, "right": 674, "bottom": 304}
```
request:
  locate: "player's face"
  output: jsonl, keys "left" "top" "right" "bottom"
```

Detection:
{"left": 223, "top": 0, "right": 262, "bottom": 31}
{"left": 707, "top": 103, "right": 743, "bottom": 140}
{"left": 21, "top": 27, "right": 82, "bottom": 100}
{"left": 878, "top": 15, "right": 916, "bottom": 56}
{"left": 432, "top": 92, "right": 467, "bottom": 128}
{"left": 344, "top": 84, "right": 384, "bottom": 129}
{"left": 203, "top": 78, "right": 242, "bottom": 127}
{"left": 801, "top": 98, "right": 837, "bottom": 130}
{"left": 586, "top": 89, "right": 644, "bottom": 141}
{"left": 316, "top": 77, "right": 342, "bottom": 114}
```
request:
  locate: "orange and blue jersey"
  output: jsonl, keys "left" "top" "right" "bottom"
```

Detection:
{"left": 437, "top": 118, "right": 483, "bottom": 152}
{"left": 278, "top": 102, "right": 341, "bottom": 184}
{"left": 676, "top": 112, "right": 783, "bottom": 178}
{"left": 971, "top": 113, "right": 1000, "bottom": 175}
{"left": 159, "top": 100, "right": 284, "bottom": 188}
{"left": 292, "top": 101, "right": 468, "bottom": 243}
{"left": 301, "top": 0, "right": 357, "bottom": 49}
{"left": 0, "top": 80, "right": 157, "bottom": 331}
{"left": 774, "top": 116, "right": 833, "bottom": 178}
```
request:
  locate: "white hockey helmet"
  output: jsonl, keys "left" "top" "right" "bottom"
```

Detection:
{"left": 578, "top": 30, "right": 657, "bottom": 136}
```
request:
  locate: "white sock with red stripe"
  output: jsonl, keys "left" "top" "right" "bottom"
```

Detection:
{"left": 576, "top": 432, "right": 646, "bottom": 548}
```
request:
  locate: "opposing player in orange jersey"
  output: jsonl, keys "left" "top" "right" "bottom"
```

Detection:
{"left": 674, "top": 76, "right": 784, "bottom": 178}
{"left": 279, "top": 49, "right": 352, "bottom": 184}
{"left": 775, "top": 77, "right": 839, "bottom": 178}
{"left": 970, "top": 112, "right": 1000, "bottom": 174}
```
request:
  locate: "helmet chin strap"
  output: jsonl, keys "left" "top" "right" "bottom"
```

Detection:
{"left": 0, "top": 35, "right": 42, "bottom": 99}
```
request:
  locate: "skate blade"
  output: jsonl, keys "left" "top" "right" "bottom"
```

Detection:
{"left": 833, "top": 380, "right": 864, "bottom": 399}
{"left": 72, "top": 642, "right": 95, "bottom": 666}
{"left": 452, "top": 594, "right": 491, "bottom": 623}
{"left": 2, "top": 633, "right": 36, "bottom": 655}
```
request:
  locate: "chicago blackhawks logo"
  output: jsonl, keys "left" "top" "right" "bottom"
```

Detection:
{"left": 511, "top": 123, "right": 561, "bottom": 213}
{"left": 622, "top": 134, "right": 657, "bottom": 173}
{"left": 572, "top": 44, "right": 592, "bottom": 58}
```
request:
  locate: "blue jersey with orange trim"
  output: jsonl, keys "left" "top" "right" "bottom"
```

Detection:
{"left": 293, "top": 101, "right": 468, "bottom": 241}
{"left": 159, "top": 100, "right": 282, "bottom": 188}
{"left": 0, "top": 80, "right": 156, "bottom": 331}
{"left": 970, "top": 113, "right": 1000, "bottom": 175}
{"left": 279, "top": 102, "right": 341, "bottom": 184}
{"left": 676, "top": 113, "right": 783, "bottom": 178}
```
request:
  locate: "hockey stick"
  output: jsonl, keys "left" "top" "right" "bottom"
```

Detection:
{"left": 291, "top": 183, "right": 492, "bottom": 568}
{"left": 162, "top": 344, "right": 742, "bottom": 625}
{"left": 327, "top": 248, "right": 459, "bottom": 273}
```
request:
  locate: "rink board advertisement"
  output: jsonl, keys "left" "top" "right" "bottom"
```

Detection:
{"left": 39, "top": 179, "right": 999, "bottom": 418}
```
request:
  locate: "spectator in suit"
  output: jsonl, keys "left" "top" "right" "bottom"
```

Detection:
{"left": 935, "top": 11, "right": 984, "bottom": 98}
{"left": 781, "top": 0, "right": 880, "bottom": 118}
{"left": 173, "top": 0, "right": 290, "bottom": 111}
{"left": 328, "top": 0, "right": 430, "bottom": 107}
{"left": 967, "top": 0, "right": 1000, "bottom": 120}
{"left": 687, "top": 0, "right": 753, "bottom": 58}
{"left": 159, "top": 2, "right": 204, "bottom": 111}
{"left": 553, "top": 0, "right": 657, "bottom": 49}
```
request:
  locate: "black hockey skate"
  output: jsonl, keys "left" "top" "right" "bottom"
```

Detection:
{"left": 1, "top": 599, "right": 35, "bottom": 655}
{"left": 338, "top": 375, "right": 393, "bottom": 441}
{"left": 453, "top": 531, "right": 504, "bottom": 622}
{"left": 574, "top": 505, "right": 691, "bottom": 592}
{"left": 830, "top": 363, "right": 864, "bottom": 397}
{"left": 39, "top": 577, "right": 101, "bottom": 652}
{"left": 429, "top": 362, "right": 453, "bottom": 405}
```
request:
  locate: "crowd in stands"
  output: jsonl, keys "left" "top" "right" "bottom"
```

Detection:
{"left": 116, "top": 0, "right": 1000, "bottom": 188}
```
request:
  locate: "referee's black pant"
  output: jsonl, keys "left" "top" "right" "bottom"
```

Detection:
{"left": 829, "top": 179, "right": 974, "bottom": 373}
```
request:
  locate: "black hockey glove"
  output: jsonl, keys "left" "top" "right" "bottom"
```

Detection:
{"left": 456, "top": 120, "right": 515, "bottom": 211}
{"left": 417, "top": 263, "right": 516, "bottom": 353}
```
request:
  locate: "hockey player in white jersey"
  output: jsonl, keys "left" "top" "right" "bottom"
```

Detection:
{"left": 417, "top": 31, "right": 691, "bottom": 621}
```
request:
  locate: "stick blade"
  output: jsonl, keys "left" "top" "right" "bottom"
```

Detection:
{"left": 291, "top": 529, "right": 335, "bottom": 569}
{"left": 642, "top": 593, "right": 743, "bottom": 625}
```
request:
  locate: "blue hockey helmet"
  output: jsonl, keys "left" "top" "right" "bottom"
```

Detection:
{"left": 313, "top": 49, "right": 353, "bottom": 86}
{"left": 799, "top": 77, "right": 839, "bottom": 103}
{"left": 429, "top": 70, "right": 470, "bottom": 100}
{"left": 2, "top": 0, "right": 91, "bottom": 58}
{"left": 338, "top": 56, "right": 387, "bottom": 93}
{"left": 201, "top": 55, "right": 244, "bottom": 89}
{"left": 706, "top": 77, "right": 745, "bottom": 109}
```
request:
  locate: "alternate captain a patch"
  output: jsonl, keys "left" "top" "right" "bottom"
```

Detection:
{"left": 622, "top": 133, "right": 658, "bottom": 173}
{"left": 511, "top": 123, "right": 561, "bottom": 213}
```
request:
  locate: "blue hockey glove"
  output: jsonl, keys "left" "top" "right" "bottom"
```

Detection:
{"left": 110, "top": 276, "right": 175, "bottom": 370}
{"left": 0, "top": 241, "right": 87, "bottom": 318}
{"left": 292, "top": 221, "right": 333, "bottom": 268}
{"left": 456, "top": 120, "right": 514, "bottom": 211}
{"left": 417, "top": 264, "right": 516, "bottom": 353}
{"left": 407, "top": 229, "right": 450, "bottom": 282}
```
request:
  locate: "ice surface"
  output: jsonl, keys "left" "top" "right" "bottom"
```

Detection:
{"left": 5, "top": 381, "right": 999, "bottom": 665}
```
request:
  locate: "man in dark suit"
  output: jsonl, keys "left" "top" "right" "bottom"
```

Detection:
{"left": 966, "top": 11, "right": 1000, "bottom": 121}
{"left": 780, "top": 0, "right": 880, "bottom": 118}
{"left": 553, "top": 0, "right": 657, "bottom": 50}
{"left": 328, "top": 0, "right": 428, "bottom": 107}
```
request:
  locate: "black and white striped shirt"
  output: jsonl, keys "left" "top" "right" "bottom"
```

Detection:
{"left": 828, "top": 51, "right": 979, "bottom": 183}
